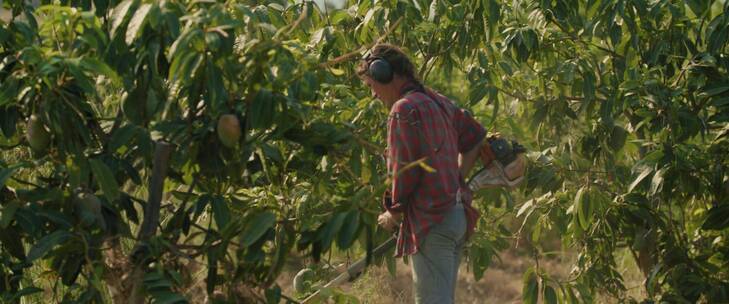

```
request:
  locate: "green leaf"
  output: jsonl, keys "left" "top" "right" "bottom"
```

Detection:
{"left": 16, "top": 188, "right": 63, "bottom": 203}
{"left": 609, "top": 125, "right": 628, "bottom": 151}
{"left": 330, "top": 10, "right": 351, "bottom": 25}
{"left": 336, "top": 210, "right": 360, "bottom": 249}
{"left": 0, "top": 27, "right": 9, "bottom": 43}
{"left": 126, "top": 3, "right": 152, "bottom": 45}
{"left": 249, "top": 89, "right": 276, "bottom": 130}
{"left": 79, "top": 58, "right": 119, "bottom": 82}
{"left": 0, "top": 105, "right": 20, "bottom": 137}
{"left": 686, "top": 0, "right": 710, "bottom": 16}
{"left": 207, "top": 249, "right": 218, "bottom": 295}
{"left": 0, "top": 201, "right": 20, "bottom": 229}
{"left": 470, "top": 242, "right": 494, "bottom": 281}
{"left": 582, "top": 72, "right": 595, "bottom": 102}
{"left": 109, "top": 124, "right": 138, "bottom": 152}
{"left": 59, "top": 254, "right": 84, "bottom": 286}
{"left": 531, "top": 220, "right": 542, "bottom": 242}
{"left": 89, "top": 159, "right": 120, "bottom": 201}
{"left": 320, "top": 212, "right": 346, "bottom": 249}
{"left": 701, "top": 86, "right": 729, "bottom": 97}
{"left": 265, "top": 286, "right": 281, "bottom": 304}
{"left": 522, "top": 268, "right": 538, "bottom": 304}
{"left": 240, "top": 211, "right": 276, "bottom": 246}
{"left": 702, "top": 205, "right": 729, "bottom": 230}
{"left": 259, "top": 143, "right": 283, "bottom": 164}
{"left": 168, "top": 51, "right": 197, "bottom": 84}
{"left": 193, "top": 194, "right": 211, "bottom": 221}
{"left": 565, "top": 286, "right": 579, "bottom": 304}
{"left": 575, "top": 187, "right": 591, "bottom": 230}
{"left": 10, "top": 287, "right": 43, "bottom": 301}
{"left": 487, "top": 0, "right": 501, "bottom": 34}
{"left": 168, "top": 28, "right": 201, "bottom": 62}
{"left": 0, "top": 226, "right": 25, "bottom": 259}
{"left": 469, "top": 84, "right": 488, "bottom": 105}
{"left": 543, "top": 285, "right": 558, "bottom": 304}
{"left": 712, "top": 96, "right": 729, "bottom": 107}
{"left": 27, "top": 230, "right": 73, "bottom": 262}
{"left": 0, "top": 165, "right": 17, "bottom": 187}
{"left": 211, "top": 196, "right": 230, "bottom": 229}
{"left": 361, "top": 156, "right": 371, "bottom": 183}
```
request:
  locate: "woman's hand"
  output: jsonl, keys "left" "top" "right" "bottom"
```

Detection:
{"left": 377, "top": 211, "right": 402, "bottom": 231}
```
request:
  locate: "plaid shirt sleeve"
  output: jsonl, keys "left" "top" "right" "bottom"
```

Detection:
{"left": 453, "top": 108, "right": 486, "bottom": 153}
{"left": 383, "top": 100, "right": 422, "bottom": 214}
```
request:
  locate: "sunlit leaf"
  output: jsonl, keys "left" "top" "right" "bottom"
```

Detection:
{"left": 126, "top": 3, "right": 152, "bottom": 45}
{"left": 110, "top": 0, "right": 134, "bottom": 37}
{"left": 629, "top": 167, "right": 653, "bottom": 193}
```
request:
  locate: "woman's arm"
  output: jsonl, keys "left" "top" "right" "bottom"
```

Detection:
{"left": 459, "top": 138, "right": 485, "bottom": 179}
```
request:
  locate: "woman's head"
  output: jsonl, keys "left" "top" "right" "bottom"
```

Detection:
{"left": 357, "top": 44, "right": 418, "bottom": 84}
{"left": 358, "top": 44, "right": 420, "bottom": 107}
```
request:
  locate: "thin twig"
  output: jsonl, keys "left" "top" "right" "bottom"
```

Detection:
{"left": 548, "top": 18, "right": 623, "bottom": 59}
{"left": 11, "top": 176, "right": 41, "bottom": 188}
{"left": 318, "top": 17, "right": 404, "bottom": 69}
{"left": 284, "top": 2, "right": 309, "bottom": 36}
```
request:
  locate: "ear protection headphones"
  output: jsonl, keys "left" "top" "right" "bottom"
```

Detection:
{"left": 364, "top": 55, "right": 394, "bottom": 84}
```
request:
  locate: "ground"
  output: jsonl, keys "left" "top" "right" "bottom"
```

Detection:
{"left": 278, "top": 248, "right": 573, "bottom": 304}
{"left": 277, "top": 240, "right": 647, "bottom": 304}
{"left": 344, "top": 249, "right": 570, "bottom": 304}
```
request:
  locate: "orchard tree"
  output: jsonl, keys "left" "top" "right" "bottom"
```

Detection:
{"left": 1, "top": 0, "right": 728, "bottom": 303}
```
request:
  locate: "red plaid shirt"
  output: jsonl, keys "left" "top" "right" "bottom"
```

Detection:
{"left": 383, "top": 85, "right": 486, "bottom": 257}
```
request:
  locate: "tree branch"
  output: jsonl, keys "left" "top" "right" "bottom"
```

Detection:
{"left": 318, "top": 17, "right": 404, "bottom": 69}
{"left": 137, "top": 141, "right": 173, "bottom": 241}
{"left": 125, "top": 141, "right": 173, "bottom": 303}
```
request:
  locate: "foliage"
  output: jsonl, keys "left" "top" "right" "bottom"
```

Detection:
{"left": 1, "top": 0, "right": 728, "bottom": 303}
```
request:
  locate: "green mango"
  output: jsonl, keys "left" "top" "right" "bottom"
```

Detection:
{"left": 26, "top": 114, "right": 51, "bottom": 153}
{"left": 74, "top": 192, "right": 106, "bottom": 229}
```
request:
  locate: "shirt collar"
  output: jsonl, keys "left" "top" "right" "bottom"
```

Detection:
{"left": 398, "top": 81, "right": 424, "bottom": 98}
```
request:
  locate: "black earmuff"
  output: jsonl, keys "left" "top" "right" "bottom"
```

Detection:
{"left": 367, "top": 56, "right": 394, "bottom": 84}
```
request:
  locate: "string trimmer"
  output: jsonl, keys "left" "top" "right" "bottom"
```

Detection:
{"left": 299, "top": 237, "right": 396, "bottom": 303}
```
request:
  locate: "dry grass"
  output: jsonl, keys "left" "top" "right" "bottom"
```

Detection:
{"left": 275, "top": 240, "right": 651, "bottom": 304}
{"left": 276, "top": 247, "right": 576, "bottom": 304}
{"left": 1, "top": 9, "right": 11, "bottom": 22}
{"left": 341, "top": 249, "right": 572, "bottom": 304}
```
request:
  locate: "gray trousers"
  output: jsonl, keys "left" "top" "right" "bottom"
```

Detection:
{"left": 411, "top": 202, "right": 467, "bottom": 304}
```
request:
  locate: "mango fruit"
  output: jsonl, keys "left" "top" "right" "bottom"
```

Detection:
{"left": 26, "top": 114, "right": 50, "bottom": 152}
{"left": 217, "top": 114, "right": 241, "bottom": 148}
